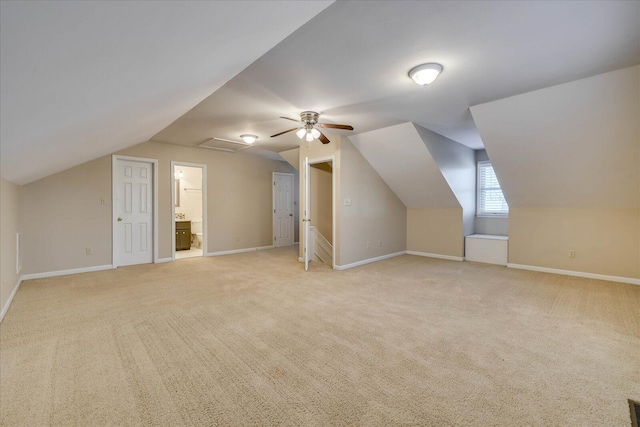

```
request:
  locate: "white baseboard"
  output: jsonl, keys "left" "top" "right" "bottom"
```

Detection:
{"left": 335, "top": 251, "right": 406, "bottom": 271}
{"left": 406, "top": 251, "right": 464, "bottom": 262}
{"left": 0, "top": 277, "right": 23, "bottom": 323}
{"left": 155, "top": 257, "right": 173, "bottom": 264}
{"left": 507, "top": 263, "right": 640, "bottom": 286}
{"left": 21, "top": 264, "right": 114, "bottom": 281}
{"left": 207, "top": 245, "right": 274, "bottom": 257}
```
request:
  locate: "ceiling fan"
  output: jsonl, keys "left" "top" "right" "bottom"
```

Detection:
{"left": 270, "top": 111, "right": 353, "bottom": 144}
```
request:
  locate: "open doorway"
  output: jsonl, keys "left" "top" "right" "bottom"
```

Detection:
{"left": 171, "top": 162, "right": 207, "bottom": 260}
{"left": 303, "top": 156, "right": 335, "bottom": 270}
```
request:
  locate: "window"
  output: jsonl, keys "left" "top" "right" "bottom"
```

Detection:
{"left": 477, "top": 161, "right": 508, "bottom": 216}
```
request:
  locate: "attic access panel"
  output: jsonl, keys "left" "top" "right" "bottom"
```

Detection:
{"left": 199, "top": 138, "right": 252, "bottom": 153}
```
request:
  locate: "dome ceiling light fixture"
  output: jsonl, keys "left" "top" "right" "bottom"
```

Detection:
{"left": 240, "top": 134, "right": 258, "bottom": 144}
{"left": 408, "top": 63, "right": 443, "bottom": 86}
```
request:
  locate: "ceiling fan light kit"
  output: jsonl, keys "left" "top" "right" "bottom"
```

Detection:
{"left": 271, "top": 111, "right": 354, "bottom": 145}
{"left": 409, "top": 63, "right": 443, "bottom": 85}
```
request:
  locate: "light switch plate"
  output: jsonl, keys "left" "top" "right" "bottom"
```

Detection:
{"left": 344, "top": 198, "right": 352, "bottom": 206}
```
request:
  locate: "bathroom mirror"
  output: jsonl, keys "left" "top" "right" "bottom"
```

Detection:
{"left": 174, "top": 179, "right": 180, "bottom": 207}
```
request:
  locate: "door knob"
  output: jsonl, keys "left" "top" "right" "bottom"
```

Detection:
{"left": 289, "top": 214, "right": 293, "bottom": 216}
{"left": 117, "top": 217, "right": 123, "bottom": 222}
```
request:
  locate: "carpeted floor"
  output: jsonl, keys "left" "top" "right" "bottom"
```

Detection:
{"left": 1, "top": 247, "right": 639, "bottom": 426}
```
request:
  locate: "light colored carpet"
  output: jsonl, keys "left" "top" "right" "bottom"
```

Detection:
{"left": 1, "top": 247, "right": 639, "bottom": 426}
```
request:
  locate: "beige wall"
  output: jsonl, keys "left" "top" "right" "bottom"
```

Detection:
{"left": 338, "top": 138, "right": 406, "bottom": 266}
{"left": 509, "top": 208, "right": 639, "bottom": 279}
{"left": 298, "top": 136, "right": 406, "bottom": 267}
{"left": 310, "top": 164, "right": 333, "bottom": 244}
{"left": 20, "top": 141, "right": 294, "bottom": 274}
{"left": 1, "top": 178, "right": 22, "bottom": 317}
{"left": 471, "top": 66, "right": 640, "bottom": 278}
{"left": 21, "top": 157, "right": 112, "bottom": 274}
{"left": 407, "top": 208, "right": 463, "bottom": 257}
{"left": 348, "top": 124, "right": 466, "bottom": 260}
{"left": 119, "top": 142, "right": 294, "bottom": 256}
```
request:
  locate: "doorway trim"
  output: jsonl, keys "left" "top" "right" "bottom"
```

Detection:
{"left": 304, "top": 155, "right": 336, "bottom": 270}
{"left": 112, "top": 155, "right": 159, "bottom": 267}
{"left": 170, "top": 161, "right": 208, "bottom": 260}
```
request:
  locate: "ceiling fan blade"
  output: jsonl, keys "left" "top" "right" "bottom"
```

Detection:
{"left": 270, "top": 128, "right": 298, "bottom": 138}
{"left": 279, "top": 116, "right": 301, "bottom": 123}
{"left": 319, "top": 123, "right": 354, "bottom": 131}
{"left": 318, "top": 130, "right": 331, "bottom": 144}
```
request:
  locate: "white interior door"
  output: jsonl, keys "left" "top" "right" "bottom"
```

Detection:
{"left": 303, "top": 158, "right": 310, "bottom": 271}
{"left": 114, "top": 159, "right": 153, "bottom": 266}
{"left": 273, "top": 172, "right": 294, "bottom": 247}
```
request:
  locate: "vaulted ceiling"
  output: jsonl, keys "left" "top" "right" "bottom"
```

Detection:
{"left": 2, "top": 1, "right": 639, "bottom": 185}
{"left": 0, "top": 1, "right": 332, "bottom": 184}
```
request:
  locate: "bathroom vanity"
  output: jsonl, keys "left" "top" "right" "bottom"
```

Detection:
{"left": 175, "top": 220, "right": 191, "bottom": 251}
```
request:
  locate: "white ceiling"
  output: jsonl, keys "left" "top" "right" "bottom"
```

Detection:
{"left": 471, "top": 66, "right": 639, "bottom": 209}
{"left": 151, "top": 1, "right": 640, "bottom": 156}
{"left": 0, "top": 1, "right": 332, "bottom": 184}
{"left": 350, "top": 123, "right": 459, "bottom": 208}
{"left": 2, "top": 1, "right": 638, "bottom": 185}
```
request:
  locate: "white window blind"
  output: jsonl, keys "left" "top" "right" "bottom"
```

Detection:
{"left": 477, "top": 161, "right": 508, "bottom": 216}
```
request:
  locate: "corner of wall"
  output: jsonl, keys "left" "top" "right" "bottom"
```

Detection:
{"left": 1, "top": 178, "right": 23, "bottom": 320}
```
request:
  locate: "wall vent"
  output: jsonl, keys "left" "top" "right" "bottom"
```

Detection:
{"left": 199, "top": 138, "right": 252, "bottom": 153}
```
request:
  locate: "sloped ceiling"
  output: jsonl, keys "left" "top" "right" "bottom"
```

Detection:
{"left": 470, "top": 66, "right": 639, "bottom": 209}
{"left": 0, "top": 1, "right": 332, "bottom": 184}
{"left": 151, "top": 1, "right": 639, "bottom": 157}
{"left": 349, "top": 123, "right": 459, "bottom": 209}
{"left": 2, "top": 1, "right": 639, "bottom": 185}
{"left": 414, "top": 125, "right": 476, "bottom": 236}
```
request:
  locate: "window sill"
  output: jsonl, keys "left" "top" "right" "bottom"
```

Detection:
{"left": 476, "top": 214, "right": 509, "bottom": 219}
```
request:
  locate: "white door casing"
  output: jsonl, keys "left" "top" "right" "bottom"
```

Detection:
{"left": 303, "top": 158, "right": 310, "bottom": 271}
{"left": 113, "top": 157, "right": 155, "bottom": 267}
{"left": 303, "top": 155, "right": 336, "bottom": 270}
{"left": 273, "top": 172, "right": 294, "bottom": 247}
{"left": 171, "top": 161, "right": 208, "bottom": 259}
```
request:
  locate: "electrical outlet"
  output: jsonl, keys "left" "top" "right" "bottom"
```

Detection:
{"left": 101, "top": 197, "right": 106, "bottom": 205}
{"left": 86, "top": 247, "right": 93, "bottom": 255}
{"left": 344, "top": 198, "right": 352, "bottom": 206}
{"left": 378, "top": 240, "right": 382, "bottom": 247}
{"left": 366, "top": 241, "right": 370, "bottom": 249}
{"left": 569, "top": 250, "right": 576, "bottom": 258}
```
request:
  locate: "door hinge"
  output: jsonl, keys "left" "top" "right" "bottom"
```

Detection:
{"left": 274, "top": 236, "right": 276, "bottom": 241}
{"left": 274, "top": 209, "right": 276, "bottom": 213}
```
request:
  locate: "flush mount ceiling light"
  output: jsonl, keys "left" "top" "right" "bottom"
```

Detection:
{"left": 240, "top": 134, "right": 258, "bottom": 144}
{"left": 408, "top": 63, "right": 443, "bottom": 86}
